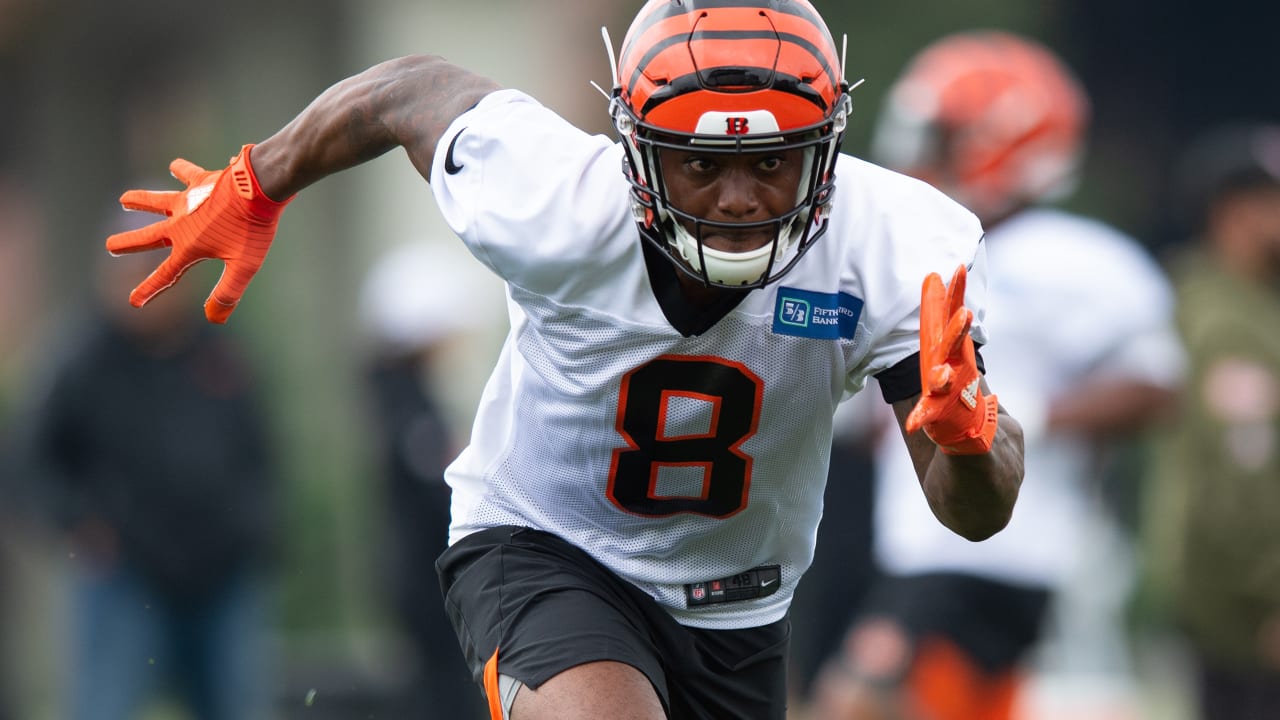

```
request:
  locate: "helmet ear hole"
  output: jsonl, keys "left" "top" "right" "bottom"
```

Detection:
{"left": 611, "top": 0, "right": 851, "bottom": 289}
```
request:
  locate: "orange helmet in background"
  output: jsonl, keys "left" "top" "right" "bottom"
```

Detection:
{"left": 871, "top": 31, "right": 1089, "bottom": 224}
{"left": 610, "top": 0, "right": 852, "bottom": 288}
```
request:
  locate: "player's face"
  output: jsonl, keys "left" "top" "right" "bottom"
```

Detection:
{"left": 657, "top": 146, "right": 805, "bottom": 254}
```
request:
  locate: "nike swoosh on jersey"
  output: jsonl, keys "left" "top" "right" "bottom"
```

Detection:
{"left": 444, "top": 130, "right": 466, "bottom": 175}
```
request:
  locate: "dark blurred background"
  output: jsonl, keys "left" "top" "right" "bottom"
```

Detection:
{"left": 0, "top": 1, "right": 1276, "bottom": 718}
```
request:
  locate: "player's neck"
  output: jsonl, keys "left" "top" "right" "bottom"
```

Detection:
{"left": 675, "top": 273, "right": 746, "bottom": 309}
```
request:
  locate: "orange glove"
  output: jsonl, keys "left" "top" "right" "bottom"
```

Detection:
{"left": 104, "top": 144, "right": 292, "bottom": 324}
{"left": 905, "top": 264, "right": 999, "bottom": 455}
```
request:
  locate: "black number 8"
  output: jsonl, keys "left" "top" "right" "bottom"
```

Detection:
{"left": 607, "top": 355, "right": 763, "bottom": 518}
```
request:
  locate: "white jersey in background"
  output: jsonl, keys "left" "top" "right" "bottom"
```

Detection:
{"left": 429, "top": 89, "right": 987, "bottom": 629}
{"left": 874, "top": 207, "right": 1185, "bottom": 587}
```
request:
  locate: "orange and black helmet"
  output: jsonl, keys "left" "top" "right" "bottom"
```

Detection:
{"left": 871, "top": 31, "right": 1089, "bottom": 223}
{"left": 609, "top": 0, "right": 852, "bottom": 288}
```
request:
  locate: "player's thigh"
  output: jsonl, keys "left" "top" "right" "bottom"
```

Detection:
{"left": 439, "top": 526, "right": 790, "bottom": 719}
{"left": 511, "top": 660, "right": 665, "bottom": 720}
{"left": 438, "top": 527, "right": 673, "bottom": 702}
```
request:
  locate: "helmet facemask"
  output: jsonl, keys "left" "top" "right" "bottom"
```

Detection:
{"left": 612, "top": 97, "right": 849, "bottom": 288}
{"left": 606, "top": 0, "right": 852, "bottom": 289}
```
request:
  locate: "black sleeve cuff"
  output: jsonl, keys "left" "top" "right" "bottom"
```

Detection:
{"left": 873, "top": 345, "right": 986, "bottom": 404}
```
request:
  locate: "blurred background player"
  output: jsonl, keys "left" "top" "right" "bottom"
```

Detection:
{"left": 9, "top": 209, "right": 281, "bottom": 720}
{"left": 789, "top": 393, "right": 881, "bottom": 706}
{"left": 0, "top": 166, "right": 47, "bottom": 720}
{"left": 356, "top": 240, "right": 504, "bottom": 719}
{"left": 808, "top": 30, "right": 1185, "bottom": 720}
{"left": 1141, "top": 121, "right": 1280, "bottom": 720}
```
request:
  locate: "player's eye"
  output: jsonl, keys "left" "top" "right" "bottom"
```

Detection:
{"left": 684, "top": 156, "right": 716, "bottom": 174}
{"left": 757, "top": 156, "right": 784, "bottom": 172}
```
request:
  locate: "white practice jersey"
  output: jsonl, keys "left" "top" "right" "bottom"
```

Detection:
{"left": 430, "top": 89, "right": 986, "bottom": 629}
{"left": 874, "top": 207, "right": 1185, "bottom": 588}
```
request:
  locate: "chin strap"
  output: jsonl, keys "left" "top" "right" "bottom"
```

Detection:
{"left": 667, "top": 216, "right": 798, "bottom": 286}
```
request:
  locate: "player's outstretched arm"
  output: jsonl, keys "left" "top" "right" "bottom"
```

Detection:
{"left": 893, "top": 264, "right": 1026, "bottom": 541}
{"left": 106, "top": 55, "right": 501, "bottom": 323}
{"left": 250, "top": 54, "right": 502, "bottom": 199}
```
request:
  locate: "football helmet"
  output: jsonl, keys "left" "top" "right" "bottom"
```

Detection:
{"left": 871, "top": 31, "right": 1088, "bottom": 223}
{"left": 609, "top": 0, "right": 852, "bottom": 288}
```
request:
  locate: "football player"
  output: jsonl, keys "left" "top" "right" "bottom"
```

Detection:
{"left": 104, "top": 3, "right": 1026, "bottom": 718}
{"left": 809, "top": 30, "right": 1184, "bottom": 720}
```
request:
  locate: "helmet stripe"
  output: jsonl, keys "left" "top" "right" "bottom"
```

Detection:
{"left": 639, "top": 71, "right": 829, "bottom": 118}
{"left": 625, "top": 30, "right": 838, "bottom": 119}
{"left": 625, "top": 0, "right": 826, "bottom": 42}
{"left": 619, "top": 2, "right": 836, "bottom": 85}
{"left": 697, "top": 29, "right": 838, "bottom": 88}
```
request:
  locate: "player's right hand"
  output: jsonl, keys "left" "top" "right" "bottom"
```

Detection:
{"left": 105, "top": 144, "right": 292, "bottom": 324}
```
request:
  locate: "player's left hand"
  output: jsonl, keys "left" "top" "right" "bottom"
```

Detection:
{"left": 905, "top": 264, "right": 999, "bottom": 455}
{"left": 105, "top": 144, "right": 291, "bottom": 324}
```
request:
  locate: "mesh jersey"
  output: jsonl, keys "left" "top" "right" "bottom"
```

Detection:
{"left": 874, "top": 207, "right": 1185, "bottom": 588}
{"left": 431, "top": 89, "right": 987, "bottom": 629}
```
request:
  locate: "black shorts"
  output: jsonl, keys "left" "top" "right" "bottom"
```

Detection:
{"left": 856, "top": 572, "right": 1050, "bottom": 673}
{"left": 436, "top": 526, "right": 791, "bottom": 719}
